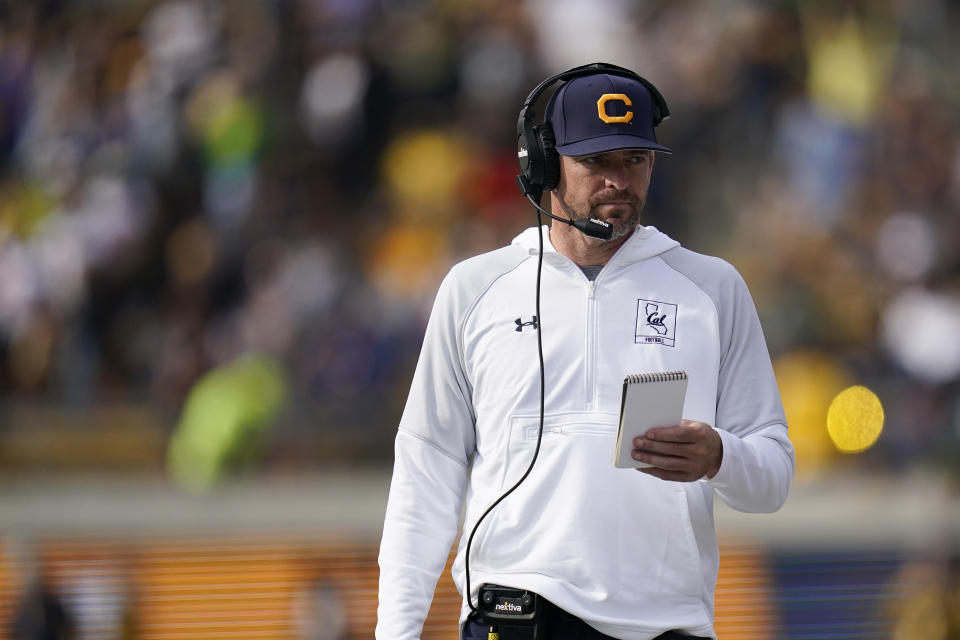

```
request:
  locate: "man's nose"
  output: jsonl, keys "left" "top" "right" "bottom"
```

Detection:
{"left": 601, "top": 163, "right": 631, "bottom": 191}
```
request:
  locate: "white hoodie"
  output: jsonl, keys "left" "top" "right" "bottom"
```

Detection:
{"left": 377, "top": 226, "right": 794, "bottom": 640}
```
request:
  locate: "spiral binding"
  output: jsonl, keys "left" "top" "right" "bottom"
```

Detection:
{"left": 624, "top": 371, "right": 687, "bottom": 384}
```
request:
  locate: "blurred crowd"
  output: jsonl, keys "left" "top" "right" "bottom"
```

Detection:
{"left": 0, "top": 0, "right": 958, "bottom": 479}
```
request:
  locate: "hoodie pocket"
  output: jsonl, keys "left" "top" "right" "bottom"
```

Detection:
{"left": 493, "top": 411, "right": 617, "bottom": 495}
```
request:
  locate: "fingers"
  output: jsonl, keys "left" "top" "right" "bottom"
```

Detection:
{"left": 632, "top": 433, "right": 708, "bottom": 460}
{"left": 631, "top": 441, "right": 704, "bottom": 476}
{"left": 632, "top": 433, "right": 701, "bottom": 480}
{"left": 631, "top": 441, "right": 685, "bottom": 468}
{"left": 643, "top": 420, "right": 710, "bottom": 443}
{"left": 630, "top": 420, "right": 722, "bottom": 481}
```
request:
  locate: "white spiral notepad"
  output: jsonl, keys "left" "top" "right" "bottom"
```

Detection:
{"left": 613, "top": 371, "right": 688, "bottom": 468}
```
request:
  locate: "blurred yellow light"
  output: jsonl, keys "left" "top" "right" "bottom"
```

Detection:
{"left": 827, "top": 385, "right": 884, "bottom": 453}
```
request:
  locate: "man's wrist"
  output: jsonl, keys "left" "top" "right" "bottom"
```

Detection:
{"left": 706, "top": 430, "right": 723, "bottom": 479}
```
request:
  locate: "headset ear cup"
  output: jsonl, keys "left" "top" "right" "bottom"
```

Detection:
{"left": 537, "top": 124, "right": 560, "bottom": 191}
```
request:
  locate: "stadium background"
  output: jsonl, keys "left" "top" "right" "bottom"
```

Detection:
{"left": 0, "top": 0, "right": 958, "bottom": 638}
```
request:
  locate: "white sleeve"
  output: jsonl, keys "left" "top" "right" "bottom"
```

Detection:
{"left": 703, "top": 268, "right": 795, "bottom": 513}
{"left": 376, "top": 271, "right": 476, "bottom": 640}
{"left": 376, "top": 432, "right": 469, "bottom": 639}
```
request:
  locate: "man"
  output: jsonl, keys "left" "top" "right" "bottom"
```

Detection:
{"left": 377, "top": 64, "right": 795, "bottom": 640}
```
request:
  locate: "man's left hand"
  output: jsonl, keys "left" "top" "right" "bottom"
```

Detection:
{"left": 631, "top": 420, "right": 723, "bottom": 482}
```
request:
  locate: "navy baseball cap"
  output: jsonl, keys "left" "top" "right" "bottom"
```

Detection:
{"left": 545, "top": 73, "right": 671, "bottom": 157}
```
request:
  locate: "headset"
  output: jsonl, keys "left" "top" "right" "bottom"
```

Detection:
{"left": 515, "top": 62, "right": 670, "bottom": 204}
{"left": 463, "top": 63, "right": 670, "bottom": 624}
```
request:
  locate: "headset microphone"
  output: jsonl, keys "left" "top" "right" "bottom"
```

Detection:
{"left": 567, "top": 215, "right": 613, "bottom": 240}
{"left": 516, "top": 178, "right": 613, "bottom": 240}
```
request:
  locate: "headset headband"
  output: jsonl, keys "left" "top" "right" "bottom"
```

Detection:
{"left": 519, "top": 62, "right": 670, "bottom": 126}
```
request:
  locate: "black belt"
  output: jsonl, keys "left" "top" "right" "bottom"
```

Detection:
{"left": 540, "top": 600, "right": 711, "bottom": 640}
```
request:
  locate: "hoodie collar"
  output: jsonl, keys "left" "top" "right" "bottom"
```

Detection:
{"left": 511, "top": 224, "right": 680, "bottom": 267}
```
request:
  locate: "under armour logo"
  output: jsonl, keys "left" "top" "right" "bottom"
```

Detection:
{"left": 515, "top": 316, "right": 538, "bottom": 332}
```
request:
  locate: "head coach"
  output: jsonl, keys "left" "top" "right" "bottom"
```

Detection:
{"left": 376, "top": 62, "right": 795, "bottom": 640}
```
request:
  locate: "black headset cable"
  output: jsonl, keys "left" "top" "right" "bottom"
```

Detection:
{"left": 463, "top": 206, "right": 548, "bottom": 614}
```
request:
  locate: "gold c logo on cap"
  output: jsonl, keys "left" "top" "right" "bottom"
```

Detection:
{"left": 597, "top": 93, "right": 633, "bottom": 124}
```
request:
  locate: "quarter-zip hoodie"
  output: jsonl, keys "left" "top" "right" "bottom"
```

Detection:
{"left": 377, "top": 225, "right": 794, "bottom": 640}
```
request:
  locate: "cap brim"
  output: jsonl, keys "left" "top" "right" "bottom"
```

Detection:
{"left": 556, "top": 135, "right": 672, "bottom": 157}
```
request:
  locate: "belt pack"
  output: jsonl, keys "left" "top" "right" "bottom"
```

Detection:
{"left": 476, "top": 583, "right": 543, "bottom": 640}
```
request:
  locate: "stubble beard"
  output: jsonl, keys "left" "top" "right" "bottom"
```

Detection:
{"left": 556, "top": 191, "right": 645, "bottom": 243}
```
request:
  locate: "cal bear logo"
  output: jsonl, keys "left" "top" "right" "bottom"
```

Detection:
{"left": 635, "top": 299, "right": 677, "bottom": 347}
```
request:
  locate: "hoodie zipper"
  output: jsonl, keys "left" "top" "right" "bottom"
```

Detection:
{"left": 585, "top": 278, "right": 597, "bottom": 410}
{"left": 553, "top": 257, "right": 606, "bottom": 411}
{"left": 531, "top": 225, "right": 674, "bottom": 410}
